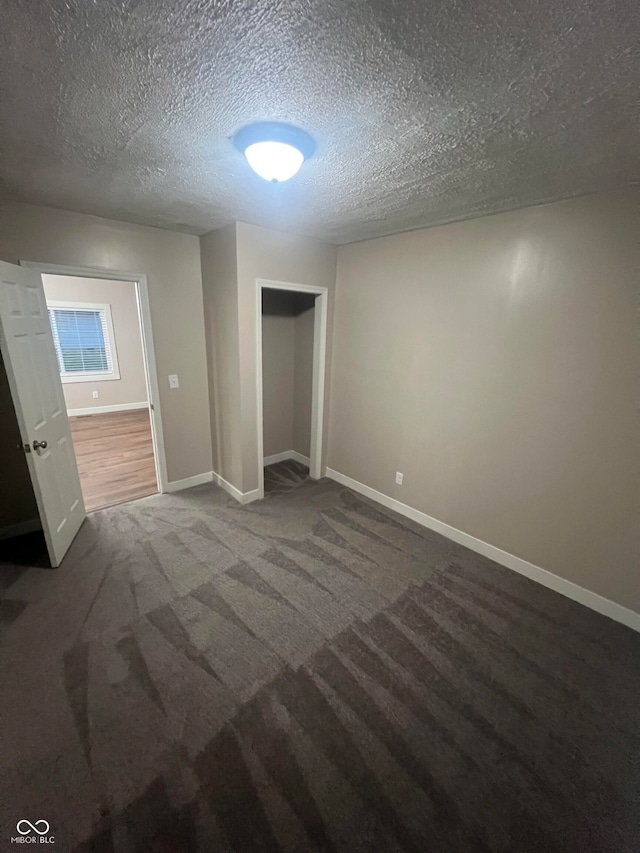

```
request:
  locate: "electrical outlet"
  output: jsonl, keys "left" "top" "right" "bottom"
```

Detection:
{"left": 395, "top": 471, "right": 404, "bottom": 485}
{"left": 92, "top": 391, "right": 99, "bottom": 399}
{"left": 168, "top": 374, "right": 180, "bottom": 389}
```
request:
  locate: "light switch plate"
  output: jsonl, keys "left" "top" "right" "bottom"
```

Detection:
{"left": 168, "top": 374, "right": 179, "bottom": 389}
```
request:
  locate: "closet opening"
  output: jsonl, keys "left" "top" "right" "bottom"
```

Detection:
{"left": 255, "top": 279, "right": 328, "bottom": 500}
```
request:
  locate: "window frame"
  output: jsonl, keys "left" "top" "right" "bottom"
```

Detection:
{"left": 47, "top": 299, "right": 121, "bottom": 384}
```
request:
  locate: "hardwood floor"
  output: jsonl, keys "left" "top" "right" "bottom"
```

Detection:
{"left": 69, "top": 409, "right": 158, "bottom": 512}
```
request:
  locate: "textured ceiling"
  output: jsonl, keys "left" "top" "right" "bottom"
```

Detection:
{"left": 1, "top": 0, "right": 638, "bottom": 243}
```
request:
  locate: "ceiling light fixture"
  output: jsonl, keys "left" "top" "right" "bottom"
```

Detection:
{"left": 233, "top": 122, "right": 315, "bottom": 182}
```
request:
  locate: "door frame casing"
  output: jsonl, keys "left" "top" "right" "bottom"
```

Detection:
{"left": 20, "top": 261, "right": 169, "bottom": 494}
{"left": 255, "top": 278, "right": 328, "bottom": 501}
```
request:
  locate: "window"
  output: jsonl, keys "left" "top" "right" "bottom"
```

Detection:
{"left": 47, "top": 301, "right": 120, "bottom": 383}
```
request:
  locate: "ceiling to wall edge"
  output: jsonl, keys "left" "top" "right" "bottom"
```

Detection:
{"left": 2, "top": 185, "right": 637, "bottom": 250}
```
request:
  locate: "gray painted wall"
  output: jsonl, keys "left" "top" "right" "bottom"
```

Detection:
{"left": 200, "top": 221, "right": 336, "bottom": 494}
{"left": 236, "top": 221, "right": 336, "bottom": 493}
{"left": 329, "top": 190, "right": 640, "bottom": 612}
{"left": 200, "top": 224, "right": 241, "bottom": 488}
{"left": 261, "top": 300, "right": 315, "bottom": 460}
{"left": 0, "top": 202, "right": 212, "bottom": 484}
{"left": 262, "top": 313, "right": 295, "bottom": 457}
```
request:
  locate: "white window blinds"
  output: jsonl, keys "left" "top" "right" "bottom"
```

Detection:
{"left": 47, "top": 302, "right": 120, "bottom": 382}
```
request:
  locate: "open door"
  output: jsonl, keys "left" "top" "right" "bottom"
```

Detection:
{"left": 0, "top": 261, "right": 86, "bottom": 566}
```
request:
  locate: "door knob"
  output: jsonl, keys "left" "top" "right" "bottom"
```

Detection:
{"left": 32, "top": 440, "right": 48, "bottom": 451}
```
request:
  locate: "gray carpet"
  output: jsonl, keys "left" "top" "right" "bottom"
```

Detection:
{"left": 264, "top": 459, "right": 310, "bottom": 496}
{"left": 0, "top": 476, "right": 638, "bottom": 851}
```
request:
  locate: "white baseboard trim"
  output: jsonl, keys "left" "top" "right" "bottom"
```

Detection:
{"left": 164, "top": 471, "right": 213, "bottom": 493}
{"left": 212, "top": 472, "right": 261, "bottom": 505}
{"left": 0, "top": 518, "right": 42, "bottom": 540}
{"left": 326, "top": 468, "right": 640, "bottom": 634}
{"left": 264, "top": 450, "right": 311, "bottom": 467}
{"left": 163, "top": 470, "right": 260, "bottom": 505}
{"left": 291, "top": 451, "right": 311, "bottom": 467}
{"left": 67, "top": 402, "right": 149, "bottom": 417}
{"left": 264, "top": 450, "right": 294, "bottom": 465}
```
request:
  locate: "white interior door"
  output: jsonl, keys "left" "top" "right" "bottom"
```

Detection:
{"left": 0, "top": 261, "right": 85, "bottom": 566}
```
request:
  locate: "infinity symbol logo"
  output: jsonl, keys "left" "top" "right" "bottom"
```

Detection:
{"left": 16, "top": 820, "right": 50, "bottom": 835}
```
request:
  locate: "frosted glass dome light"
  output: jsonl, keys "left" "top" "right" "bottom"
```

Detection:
{"left": 233, "top": 122, "right": 315, "bottom": 183}
{"left": 244, "top": 141, "right": 305, "bottom": 182}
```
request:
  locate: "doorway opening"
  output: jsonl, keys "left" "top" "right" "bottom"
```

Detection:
{"left": 0, "top": 259, "right": 168, "bottom": 567}
{"left": 256, "top": 279, "right": 328, "bottom": 501}
{"left": 40, "top": 273, "right": 155, "bottom": 510}
{"left": 23, "top": 262, "right": 169, "bottom": 513}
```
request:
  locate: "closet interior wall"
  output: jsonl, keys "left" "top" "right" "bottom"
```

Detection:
{"left": 261, "top": 290, "right": 315, "bottom": 461}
